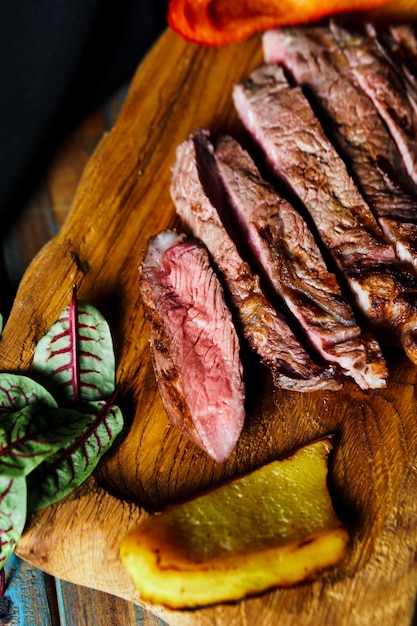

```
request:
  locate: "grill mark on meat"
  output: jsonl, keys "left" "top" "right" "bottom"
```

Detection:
{"left": 170, "top": 131, "right": 340, "bottom": 391}
{"left": 328, "top": 20, "right": 417, "bottom": 188}
{"left": 213, "top": 134, "right": 387, "bottom": 389}
{"left": 139, "top": 230, "right": 245, "bottom": 462}
{"left": 233, "top": 63, "right": 417, "bottom": 364}
{"left": 262, "top": 25, "right": 417, "bottom": 272}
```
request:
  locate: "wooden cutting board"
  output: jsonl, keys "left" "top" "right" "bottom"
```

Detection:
{"left": 5, "top": 26, "right": 417, "bottom": 625}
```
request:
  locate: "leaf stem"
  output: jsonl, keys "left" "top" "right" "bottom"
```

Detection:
{"left": 70, "top": 285, "right": 81, "bottom": 404}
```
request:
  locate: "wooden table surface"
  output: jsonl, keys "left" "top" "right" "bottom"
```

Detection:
{"left": 4, "top": 21, "right": 417, "bottom": 626}
{"left": 0, "top": 85, "right": 166, "bottom": 626}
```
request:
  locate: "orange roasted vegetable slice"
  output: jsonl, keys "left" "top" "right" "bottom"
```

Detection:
{"left": 167, "top": 0, "right": 394, "bottom": 46}
{"left": 362, "top": 0, "right": 417, "bottom": 20}
{"left": 120, "top": 437, "right": 349, "bottom": 608}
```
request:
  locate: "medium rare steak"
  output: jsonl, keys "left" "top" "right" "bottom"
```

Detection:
{"left": 213, "top": 134, "right": 387, "bottom": 390}
{"left": 233, "top": 63, "right": 417, "bottom": 364}
{"left": 329, "top": 21, "right": 417, "bottom": 188}
{"left": 263, "top": 25, "right": 417, "bottom": 272}
{"left": 170, "top": 130, "right": 339, "bottom": 391}
{"left": 139, "top": 230, "right": 245, "bottom": 463}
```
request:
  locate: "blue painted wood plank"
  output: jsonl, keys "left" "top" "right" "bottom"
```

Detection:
{"left": 55, "top": 578, "right": 168, "bottom": 625}
{"left": 2, "top": 554, "right": 59, "bottom": 625}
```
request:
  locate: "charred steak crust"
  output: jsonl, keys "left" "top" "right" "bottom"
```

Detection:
{"left": 139, "top": 230, "right": 245, "bottom": 463}
{"left": 170, "top": 130, "right": 340, "bottom": 391}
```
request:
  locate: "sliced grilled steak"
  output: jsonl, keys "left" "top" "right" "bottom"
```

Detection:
{"left": 139, "top": 230, "right": 245, "bottom": 463}
{"left": 367, "top": 24, "right": 417, "bottom": 111}
{"left": 233, "top": 64, "right": 417, "bottom": 364}
{"left": 386, "top": 24, "right": 417, "bottom": 98}
{"left": 170, "top": 131, "right": 339, "bottom": 391}
{"left": 329, "top": 21, "right": 417, "bottom": 187}
{"left": 263, "top": 25, "right": 417, "bottom": 271}
{"left": 213, "top": 134, "right": 387, "bottom": 389}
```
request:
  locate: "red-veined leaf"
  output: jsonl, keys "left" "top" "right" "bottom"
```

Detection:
{"left": 0, "top": 405, "right": 92, "bottom": 477}
{"left": 33, "top": 290, "right": 115, "bottom": 404}
{"left": 0, "top": 475, "right": 26, "bottom": 570}
{"left": 0, "top": 374, "right": 57, "bottom": 416}
{"left": 27, "top": 398, "right": 124, "bottom": 511}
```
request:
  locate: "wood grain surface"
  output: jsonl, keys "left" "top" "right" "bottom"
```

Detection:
{"left": 1, "top": 85, "right": 166, "bottom": 626}
{"left": 3, "top": 26, "right": 417, "bottom": 625}
{"left": 2, "top": 554, "right": 165, "bottom": 625}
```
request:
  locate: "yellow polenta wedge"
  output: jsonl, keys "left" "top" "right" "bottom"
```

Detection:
{"left": 119, "top": 437, "right": 349, "bottom": 608}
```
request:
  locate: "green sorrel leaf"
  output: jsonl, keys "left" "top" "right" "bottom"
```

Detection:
{"left": 0, "top": 373, "right": 57, "bottom": 415}
{"left": 27, "top": 400, "right": 124, "bottom": 511}
{"left": 33, "top": 291, "right": 115, "bottom": 404}
{"left": 0, "top": 475, "right": 26, "bottom": 569}
{"left": 0, "top": 405, "right": 93, "bottom": 478}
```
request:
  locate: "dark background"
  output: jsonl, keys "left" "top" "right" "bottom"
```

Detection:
{"left": 0, "top": 1, "right": 168, "bottom": 221}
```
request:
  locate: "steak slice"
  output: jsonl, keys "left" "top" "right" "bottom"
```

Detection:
{"left": 213, "top": 134, "right": 387, "bottom": 389}
{"left": 329, "top": 21, "right": 417, "bottom": 187}
{"left": 368, "top": 24, "right": 417, "bottom": 111}
{"left": 233, "top": 64, "right": 417, "bottom": 364}
{"left": 170, "top": 131, "right": 339, "bottom": 391}
{"left": 387, "top": 24, "right": 417, "bottom": 95}
{"left": 263, "top": 25, "right": 417, "bottom": 271}
{"left": 139, "top": 230, "right": 245, "bottom": 463}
